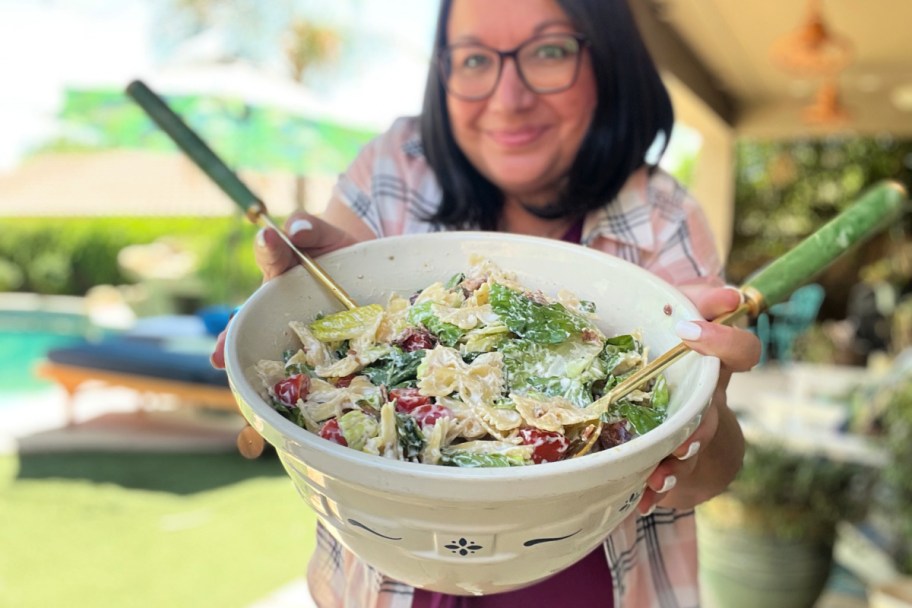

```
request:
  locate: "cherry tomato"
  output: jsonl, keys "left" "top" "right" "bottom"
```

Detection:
{"left": 389, "top": 387, "right": 431, "bottom": 413}
{"left": 411, "top": 403, "right": 452, "bottom": 428}
{"left": 273, "top": 374, "right": 309, "bottom": 407}
{"left": 519, "top": 428, "right": 570, "bottom": 464}
{"left": 395, "top": 328, "right": 435, "bottom": 352}
{"left": 319, "top": 418, "right": 347, "bottom": 446}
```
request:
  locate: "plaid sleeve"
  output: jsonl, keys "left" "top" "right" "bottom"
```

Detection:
{"left": 584, "top": 169, "right": 724, "bottom": 288}
{"left": 641, "top": 173, "right": 724, "bottom": 286}
{"left": 606, "top": 510, "right": 700, "bottom": 608}
{"left": 307, "top": 523, "right": 414, "bottom": 608}
{"left": 331, "top": 117, "right": 442, "bottom": 238}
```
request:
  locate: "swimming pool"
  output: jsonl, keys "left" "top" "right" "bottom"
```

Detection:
{"left": 0, "top": 297, "right": 97, "bottom": 394}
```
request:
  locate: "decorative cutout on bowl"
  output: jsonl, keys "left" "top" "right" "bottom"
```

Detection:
{"left": 445, "top": 538, "right": 484, "bottom": 556}
{"left": 619, "top": 491, "right": 641, "bottom": 513}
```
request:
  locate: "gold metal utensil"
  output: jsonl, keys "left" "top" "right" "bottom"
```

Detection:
{"left": 125, "top": 79, "right": 358, "bottom": 312}
{"left": 125, "top": 79, "right": 361, "bottom": 458}
{"left": 572, "top": 180, "right": 908, "bottom": 458}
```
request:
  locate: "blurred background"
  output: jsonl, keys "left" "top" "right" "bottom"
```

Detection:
{"left": 1, "top": 0, "right": 911, "bottom": 606}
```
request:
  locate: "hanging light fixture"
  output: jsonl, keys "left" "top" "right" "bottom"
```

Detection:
{"left": 802, "top": 79, "right": 852, "bottom": 125}
{"left": 770, "top": 0, "right": 854, "bottom": 77}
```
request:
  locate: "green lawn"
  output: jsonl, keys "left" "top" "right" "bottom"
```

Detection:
{"left": 0, "top": 451, "right": 317, "bottom": 608}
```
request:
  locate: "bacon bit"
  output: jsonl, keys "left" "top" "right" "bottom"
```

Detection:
{"left": 581, "top": 328, "right": 600, "bottom": 343}
{"left": 462, "top": 276, "right": 485, "bottom": 292}
{"left": 527, "top": 290, "right": 550, "bottom": 305}
{"left": 335, "top": 374, "right": 356, "bottom": 388}
{"left": 663, "top": 304, "right": 673, "bottom": 316}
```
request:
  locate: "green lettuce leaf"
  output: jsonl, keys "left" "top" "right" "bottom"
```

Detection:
{"left": 309, "top": 304, "right": 384, "bottom": 342}
{"left": 407, "top": 301, "right": 463, "bottom": 347}
{"left": 338, "top": 410, "right": 380, "bottom": 451}
{"left": 500, "top": 337, "right": 606, "bottom": 407}
{"left": 489, "top": 283, "right": 593, "bottom": 344}
{"left": 360, "top": 347, "right": 425, "bottom": 387}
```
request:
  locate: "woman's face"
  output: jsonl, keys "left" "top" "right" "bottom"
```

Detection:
{"left": 444, "top": 0, "right": 597, "bottom": 204}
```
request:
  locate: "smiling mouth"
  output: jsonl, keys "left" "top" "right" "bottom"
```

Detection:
{"left": 486, "top": 126, "right": 547, "bottom": 147}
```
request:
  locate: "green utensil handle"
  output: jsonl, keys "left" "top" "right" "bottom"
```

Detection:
{"left": 125, "top": 79, "right": 262, "bottom": 214}
{"left": 743, "top": 180, "right": 908, "bottom": 311}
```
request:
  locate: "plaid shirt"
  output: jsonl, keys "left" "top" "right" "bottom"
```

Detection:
{"left": 307, "top": 117, "right": 722, "bottom": 608}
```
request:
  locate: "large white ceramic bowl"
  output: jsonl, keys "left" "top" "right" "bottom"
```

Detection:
{"left": 225, "top": 232, "right": 719, "bottom": 595}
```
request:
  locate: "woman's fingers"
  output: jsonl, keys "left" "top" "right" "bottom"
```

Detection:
{"left": 674, "top": 285, "right": 761, "bottom": 372}
{"left": 676, "top": 321, "right": 761, "bottom": 372}
{"left": 284, "top": 213, "right": 359, "bottom": 255}
{"left": 254, "top": 227, "right": 297, "bottom": 281}
{"left": 210, "top": 329, "right": 228, "bottom": 369}
{"left": 254, "top": 212, "right": 360, "bottom": 281}
{"left": 638, "top": 400, "right": 719, "bottom": 514}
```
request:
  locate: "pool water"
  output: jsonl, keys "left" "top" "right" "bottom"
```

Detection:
{"left": 0, "top": 309, "right": 94, "bottom": 393}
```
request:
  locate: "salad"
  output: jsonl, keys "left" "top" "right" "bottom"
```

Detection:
{"left": 254, "top": 256, "right": 669, "bottom": 467}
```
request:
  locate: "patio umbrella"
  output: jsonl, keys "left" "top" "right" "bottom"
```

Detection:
{"left": 56, "top": 63, "right": 378, "bottom": 177}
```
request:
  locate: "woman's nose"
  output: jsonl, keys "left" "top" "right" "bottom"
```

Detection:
{"left": 488, "top": 58, "right": 536, "bottom": 111}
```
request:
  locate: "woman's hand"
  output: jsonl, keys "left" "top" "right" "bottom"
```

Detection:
{"left": 210, "top": 211, "right": 358, "bottom": 369}
{"left": 637, "top": 285, "right": 761, "bottom": 515}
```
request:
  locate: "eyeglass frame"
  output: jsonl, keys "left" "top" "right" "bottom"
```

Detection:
{"left": 436, "top": 32, "right": 590, "bottom": 101}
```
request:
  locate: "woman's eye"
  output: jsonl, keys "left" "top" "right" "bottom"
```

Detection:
{"left": 462, "top": 53, "right": 492, "bottom": 70}
{"left": 533, "top": 44, "right": 570, "bottom": 60}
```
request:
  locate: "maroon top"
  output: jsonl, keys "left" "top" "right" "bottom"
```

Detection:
{"left": 411, "top": 545, "right": 614, "bottom": 607}
{"left": 412, "top": 217, "right": 613, "bottom": 608}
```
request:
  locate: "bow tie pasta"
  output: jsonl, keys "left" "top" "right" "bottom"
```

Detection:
{"left": 254, "top": 256, "right": 669, "bottom": 467}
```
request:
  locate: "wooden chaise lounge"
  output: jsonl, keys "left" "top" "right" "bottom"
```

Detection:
{"left": 36, "top": 338, "right": 264, "bottom": 457}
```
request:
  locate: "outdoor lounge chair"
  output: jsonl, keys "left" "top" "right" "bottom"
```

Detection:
{"left": 36, "top": 335, "right": 265, "bottom": 457}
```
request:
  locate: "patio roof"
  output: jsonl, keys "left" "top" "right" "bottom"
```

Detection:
{"left": 634, "top": 0, "right": 912, "bottom": 139}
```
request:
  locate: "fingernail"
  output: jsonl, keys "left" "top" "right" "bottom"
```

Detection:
{"left": 723, "top": 285, "right": 746, "bottom": 305}
{"left": 656, "top": 475, "right": 677, "bottom": 494}
{"left": 675, "top": 320, "right": 702, "bottom": 341}
{"left": 676, "top": 441, "right": 701, "bottom": 461}
{"left": 255, "top": 228, "right": 267, "bottom": 248}
{"left": 642, "top": 504, "right": 657, "bottom": 517}
{"left": 289, "top": 218, "right": 313, "bottom": 236}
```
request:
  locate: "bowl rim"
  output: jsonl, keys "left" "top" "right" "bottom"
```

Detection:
{"left": 225, "top": 231, "right": 719, "bottom": 488}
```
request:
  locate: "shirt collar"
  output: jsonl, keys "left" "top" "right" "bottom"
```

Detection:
{"left": 582, "top": 170, "right": 658, "bottom": 253}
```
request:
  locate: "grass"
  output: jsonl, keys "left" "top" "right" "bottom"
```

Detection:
{"left": 0, "top": 451, "right": 318, "bottom": 608}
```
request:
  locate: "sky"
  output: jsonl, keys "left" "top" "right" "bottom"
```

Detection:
{"left": 0, "top": 0, "right": 438, "bottom": 172}
{"left": 0, "top": 0, "right": 699, "bottom": 180}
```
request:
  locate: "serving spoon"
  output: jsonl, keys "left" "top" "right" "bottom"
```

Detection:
{"left": 126, "top": 80, "right": 363, "bottom": 457}
{"left": 125, "top": 80, "right": 358, "bottom": 311}
{"left": 570, "top": 180, "right": 909, "bottom": 457}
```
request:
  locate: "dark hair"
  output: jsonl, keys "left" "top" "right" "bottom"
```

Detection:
{"left": 419, "top": 0, "right": 674, "bottom": 230}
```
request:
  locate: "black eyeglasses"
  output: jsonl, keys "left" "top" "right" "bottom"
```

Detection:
{"left": 438, "top": 33, "right": 588, "bottom": 101}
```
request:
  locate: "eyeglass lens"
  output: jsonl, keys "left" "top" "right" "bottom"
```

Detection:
{"left": 441, "top": 33, "right": 583, "bottom": 100}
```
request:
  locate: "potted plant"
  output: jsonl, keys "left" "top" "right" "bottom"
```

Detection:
{"left": 864, "top": 351, "right": 912, "bottom": 576}
{"left": 697, "top": 440, "right": 878, "bottom": 608}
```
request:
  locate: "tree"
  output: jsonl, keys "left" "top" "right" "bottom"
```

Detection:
{"left": 158, "top": 0, "right": 343, "bottom": 209}
{"left": 728, "top": 136, "right": 912, "bottom": 318}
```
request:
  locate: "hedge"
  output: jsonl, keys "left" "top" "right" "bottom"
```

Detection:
{"left": 0, "top": 217, "right": 262, "bottom": 307}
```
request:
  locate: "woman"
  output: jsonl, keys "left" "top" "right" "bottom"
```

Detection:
{"left": 213, "top": 0, "right": 759, "bottom": 605}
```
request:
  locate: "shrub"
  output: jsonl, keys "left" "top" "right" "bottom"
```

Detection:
{"left": 0, "top": 217, "right": 261, "bottom": 306}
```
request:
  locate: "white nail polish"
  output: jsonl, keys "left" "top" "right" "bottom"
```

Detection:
{"left": 643, "top": 504, "right": 657, "bottom": 517}
{"left": 658, "top": 475, "right": 677, "bottom": 494}
{"left": 677, "top": 441, "right": 701, "bottom": 461}
{"left": 675, "top": 320, "right": 702, "bottom": 341}
{"left": 255, "top": 228, "right": 267, "bottom": 248}
{"left": 289, "top": 218, "right": 313, "bottom": 235}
